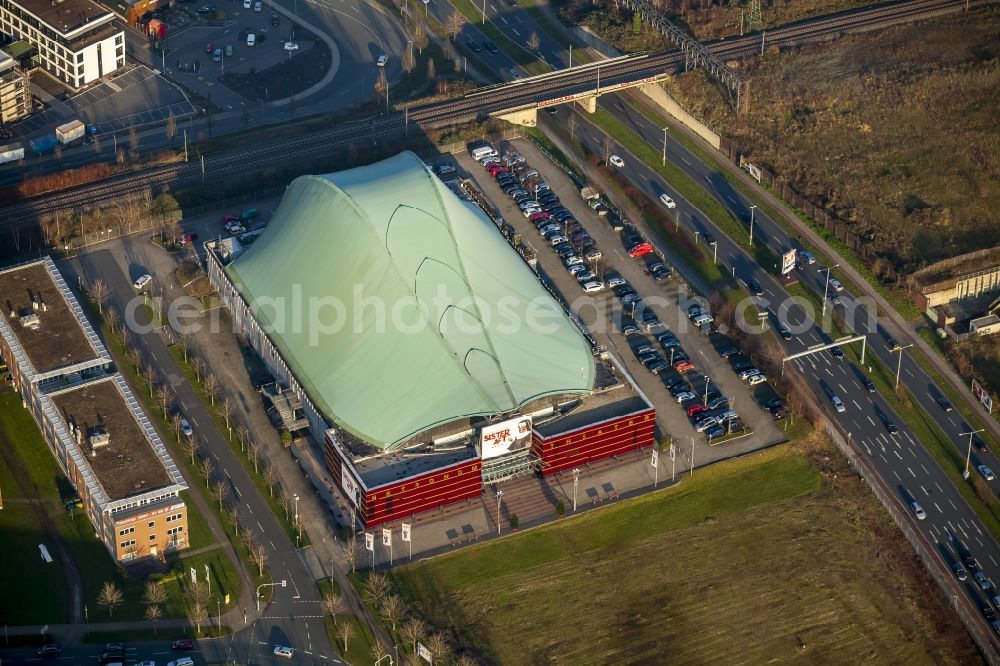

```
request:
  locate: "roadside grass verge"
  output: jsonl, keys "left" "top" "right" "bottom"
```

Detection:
{"left": 317, "top": 578, "right": 377, "bottom": 663}
{"left": 390, "top": 444, "right": 973, "bottom": 663}
{"left": 83, "top": 626, "right": 231, "bottom": 643}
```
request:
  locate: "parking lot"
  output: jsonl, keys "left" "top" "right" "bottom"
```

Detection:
{"left": 452, "top": 138, "right": 787, "bottom": 460}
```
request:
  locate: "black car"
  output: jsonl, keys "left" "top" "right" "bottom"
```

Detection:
{"left": 703, "top": 233, "right": 715, "bottom": 245}
{"left": 936, "top": 396, "right": 953, "bottom": 412}
{"left": 876, "top": 409, "right": 897, "bottom": 434}
{"left": 830, "top": 346, "right": 844, "bottom": 359}
{"left": 742, "top": 277, "right": 764, "bottom": 296}
{"left": 984, "top": 604, "right": 997, "bottom": 622}
{"left": 466, "top": 39, "right": 482, "bottom": 52}
{"left": 861, "top": 377, "right": 876, "bottom": 393}
{"left": 37, "top": 644, "right": 62, "bottom": 657}
{"left": 708, "top": 395, "right": 729, "bottom": 411}
{"left": 484, "top": 41, "right": 499, "bottom": 54}
{"left": 664, "top": 375, "right": 687, "bottom": 389}
{"left": 964, "top": 552, "right": 980, "bottom": 569}
{"left": 649, "top": 263, "right": 671, "bottom": 281}
{"left": 763, "top": 397, "right": 784, "bottom": 411}
{"left": 777, "top": 325, "right": 792, "bottom": 340}
{"left": 718, "top": 346, "right": 740, "bottom": 359}
{"left": 972, "top": 434, "right": 986, "bottom": 451}
{"left": 953, "top": 563, "right": 968, "bottom": 581}
{"left": 271, "top": 14, "right": 279, "bottom": 25}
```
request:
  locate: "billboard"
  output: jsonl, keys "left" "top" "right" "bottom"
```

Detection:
{"left": 972, "top": 379, "right": 994, "bottom": 413}
{"left": 341, "top": 467, "right": 361, "bottom": 508}
{"left": 781, "top": 249, "right": 797, "bottom": 276}
{"left": 480, "top": 416, "right": 533, "bottom": 460}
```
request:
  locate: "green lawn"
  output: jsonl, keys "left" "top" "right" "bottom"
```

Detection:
{"left": 317, "top": 579, "right": 376, "bottom": 664}
{"left": 180, "top": 489, "right": 215, "bottom": 551}
{"left": 391, "top": 445, "right": 975, "bottom": 664}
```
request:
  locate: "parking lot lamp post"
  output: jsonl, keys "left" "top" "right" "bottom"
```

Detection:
{"left": 892, "top": 343, "right": 913, "bottom": 391}
{"left": 711, "top": 240, "right": 717, "bottom": 263}
{"left": 496, "top": 490, "right": 503, "bottom": 535}
{"left": 572, "top": 468, "right": 580, "bottom": 512}
{"left": 661, "top": 126, "right": 667, "bottom": 166}
{"left": 669, "top": 347, "right": 675, "bottom": 367}
{"left": 749, "top": 205, "right": 757, "bottom": 246}
{"left": 703, "top": 377, "right": 711, "bottom": 406}
{"left": 293, "top": 493, "right": 300, "bottom": 545}
{"left": 818, "top": 264, "right": 839, "bottom": 318}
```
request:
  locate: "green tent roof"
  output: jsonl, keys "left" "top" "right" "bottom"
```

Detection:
{"left": 226, "top": 151, "right": 595, "bottom": 448}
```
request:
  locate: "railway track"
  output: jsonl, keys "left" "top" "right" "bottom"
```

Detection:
{"left": 2, "top": 0, "right": 986, "bottom": 225}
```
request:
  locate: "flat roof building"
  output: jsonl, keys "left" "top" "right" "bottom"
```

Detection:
{"left": 0, "top": 0, "right": 124, "bottom": 89}
{"left": 0, "top": 258, "right": 188, "bottom": 561}
{"left": 0, "top": 49, "right": 29, "bottom": 123}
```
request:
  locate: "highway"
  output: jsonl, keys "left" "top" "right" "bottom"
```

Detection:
{"left": 563, "top": 94, "right": 1000, "bottom": 636}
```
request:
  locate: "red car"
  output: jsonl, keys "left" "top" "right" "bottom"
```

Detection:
{"left": 628, "top": 242, "right": 654, "bottom": 258}
{"left": 687, "top": 403, "right": 708, "bottom": 417}
{"left": 180, "top": 233, "right": 198, "bottom": 244}
{"left": 529, "top": 212, "right": 550, "bottom": 223}
{"left": 223, "top": 213, "right": 240, "bottom": 223}
{"left": 172, "top": 639, "right": 194, "bottom": 650}
{"left": 204, "top": 42, "right": 213, "bottom": 54}
{"left": 673, "top": 360, "right": 696, "bottom": 372}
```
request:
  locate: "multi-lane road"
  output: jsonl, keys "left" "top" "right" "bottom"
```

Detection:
{"left": 565, "top": 93, "right": 1000, "bottom": 637}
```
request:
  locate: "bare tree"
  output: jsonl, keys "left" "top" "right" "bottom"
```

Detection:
{"left": 221, "top": 397, "right": 235, "bottom": 437}
{"left": 189, "top": 602, "right": 209, "bottom": 634}
{"left": 186, "top": 579, "right": 211, "bottom": 607}
{"left": 241, "top": 527, "right": 260, "bottom": 555}
{"left": 263, "top": 464, "right": 279, "bottom": 497}
{"left": 372, "top": 638, "right": 389, "bottom": 662}
{"left": 177, "top": 333, "right": 190, "bottom": 363}
{"left": 567, "top": 113, "right": 578, "bottom": 141}
{"left": 322, "top": 591, "right": 348, "bottom": 625}
{"left": 363, "top": 571, "right": 389, "bottom": 607}
{"left": 402, "top": 46, "right": 416, "bottom": 75}
{"left": 145, "top": 604, "right": 162, "bottom": 636}
{"left": 182, "top": 436, "right": 200, "bottom": 465}
{"left": 166, "top": 112, "right": 177, "bottom": 144}
{"left": 226, "top": 503, "right": 242, "bottom": 537}
{"left": 528, "top": 31, "right": 540, "bottom": 53}
{"left": 401, "top": 617, "right": 427, "bottom": 655}
{"left": 248, "top": 441, "right": 262, "bottom": 474}
{"left": 211, "top": 479, "right": 230, "bottom": 510}
{"left": 142, "top": 362, "right": 157, "bottom": 397}
{"left": 236, "top": 424, "right": 249, "bottom": 453}
{"left": 278, "top": 487, "right": 293, "bottom": 520}
{"left": 601, "top": 135, "right": 616, "bottom": 165}
{"left": 143, "top": 581, "right": 168, "bottom": 607}
{"left": 336, "top": 621, "right": 355, "bottom": 654}
{"left": 413, "top": 22, "right": 428, "bottom": 53}
{"left": 88, "top": 278, "right": 110, "bottom": 314}
{"left": 204, "top": 373, "right": 220, "bottom": 405}
{"left": 445, "top": 10, "right": 465, "bottom": 41}
{"left": 380, "top": 594, "right": 405, "bottom": 632}
{"left": 53, "top": 142, "right": 62, "bottom": 166}
{"left": 154, "top": 383, "right": 173, "bottom": 418}
{"left": 344, "top": 537, "right": 359, "bottom": 573}
{"left": 198, "top": 455, "right": 216, "bottom": 488}
{"left": 456, "top": 656, "right": 478, "bottom": 666}
{"left": 170, "top": 412, "right": 184, "bottom": 442}
{"left": 426, "top": 632, "right": 450, "bottom": 661}
{"left": 374, "top": 70, "right": 388, "bottom": 106}
{"left": 92, "top": 133, "right": 101, "bottom": 158}
{"left": 248, "top": 538, "right": 268, "bottom": 575}
{"left": 97, "top": 581, "right": 124, "bottom": 616}
{"left": 129, "top": 122, "right": 139, "bottom": 162}
{"left": 426, "top": 57, "right": 436, "bottom": 81}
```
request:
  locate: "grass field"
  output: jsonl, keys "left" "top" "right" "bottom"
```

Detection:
{"left": 391, "top": 444, "right": 976, "bottom": 664}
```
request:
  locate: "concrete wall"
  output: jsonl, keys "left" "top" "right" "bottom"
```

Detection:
{"left": 571, "top": 26, "right": 721, "bottom": 149}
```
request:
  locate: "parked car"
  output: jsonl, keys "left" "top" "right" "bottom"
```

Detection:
{"left": 180, "top": 232, "right": 198, "bottom": 244}
{"left": 747, "top": 374, "right": 766, "bottom": 386}
{"left": 828, "top": 277, "right": 844, "bottom": 292}
{"left": 674, "top": 391, "right": 696, "bottom": 404}
{"left": 609, "top": 155, "right": 625, "bottom": 167}
{"left": 976, "top": 571, "right": 992, "bottom": 590}
{"left": 274, "top": 646, "right": 295, "bottom": 659}
{"left": 648, "top": 262, "right": 670, "bottom": 281}
{"left": 167, "top": 659, "right": 194, "bottom": 666}
{"left": 688, "top": 403, "right": 709, "bottom": 417}
{"left": 133, "top": 274, "right": 152, "bottom": 290}
{"left": 180, "top": 417, "right": 193, "bottom": 438}
{"left": 628, "top": 242, "right": 653, "bottom": 257}
{"left": 171, "top": 639, "right": 194, "bottom": 650}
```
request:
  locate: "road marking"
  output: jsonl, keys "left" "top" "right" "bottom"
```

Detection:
{"left": 681, "top": 157, "right": 691, "bottom": 165}
{"left": 906, "top": 432, "right": 917, "bottom": 446}
{"left": 976, "top": 523, "right": 983, "bottom": 536}
{"left": 867, "top": 416, "right": 876, "bottom": 426}
{"left": 949, "top": 499, "right": 958, "bottom": 509}
{"left": 726, "top": 196, "right": 738, "bottom": 204}
{"left": 921, "top": 485, "right": 929, "bottom": 495}
{"left": 704, "top": 174, "right": 711, "bottom": 183}
{"left": 246, "top": 503, "right": 254, "bottom": 513}
{"left": 895, "top": 450, "right": 903, "bottom": 460}
{"left": 257, "top": 521, "right": 264, "bottom": 531}
{"left": 853, "top": 399, "right": 861, "bottom": 409}
{"left": 934, "top": 502, "right": 943, "bottom": 514}
{"left": 992, "top": 555, "right": 999, "bottom": 566}
{"left": 190, "top": 417, "right": 199, "bottom": 427}
{"left": 269, "top": 540, "right": 277, "bottom": 550}
{"left": 501, "top": 15, "right": 508, "bottom": 23}
{"left": 511, "top": 27, "right": 520, "bottom": 36}
{"left": 921, "top": 464, "right": 930, "bottom": 475}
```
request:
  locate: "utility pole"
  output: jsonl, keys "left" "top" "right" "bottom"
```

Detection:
{"left": 661, "top": 126, "right": 667, "bottom": 166}
{"left": 749, "top": 205, "right": 757, "bottom": 246}
{"left": 711, "top": 240, "right": 718, "bottom": 263}
{"left": 761, "top": 30, "right": 766, "bottom": 56}
{"left": 496, "top": 490, "right": 503, "bottom": 535}
{"left": 572, "top": 468, "right": 580, "bottom": 512}
{"left": 200, "top": 154, "right": 205, "bottom": 184}
{"left": 703, "top": 377, "right": 711, "bottom": 406}
{"left": 183, "top": 129, "right": 188, "bottom": 162}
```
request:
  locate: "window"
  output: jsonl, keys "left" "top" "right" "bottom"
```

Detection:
{"left": 120, "top": 539, "right": 136, "bottom": 549}
{"left": 148, "top": 521, "right": 155, "bottom": 528}
{"left": 118, "top": 527, "right": 134, "bottom": 536}
{"left": 167, "top": 526, "right": 183, "bottom": 535}
{"left": 149, "top": 534, "right": 156, "bottom": 541}
{"left": 167, "top": 513, "right": 183, "bottom": 523}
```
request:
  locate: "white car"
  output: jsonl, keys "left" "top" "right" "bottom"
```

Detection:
{"left": 273, "top": 646, "right": 295, "bottom": 659}
{"left": 582, "top": 281, "right": 605, "bottom": 293}
{"left": 978, "top": 464, "right": 996, "bottom": 481}
{"left": 607, "top": 277, "right": 628, "bottom": 288}
{"left": 283, "top": 42, "right": 299, "bottom": 51}
{"left": 829, "top": 277, "right": 844, "bottom": 292}
{"left": 180, "top": 417, "right": 193, "bottom": 438}
{"left": 609, "top": 155, "right": 625, "bottom": 168}
{"left": 659, "top": 193, "right": 676, "bottom": 208}
{"left": 133, "top": 274, "right": 152, "bottom": 290}
{"left": 747, "top": 373, "right": 766, "bottom": 386}
{"left": 242, "top": 0, "right": 251, "bottom": 7}
{"left": 376, "top": 55, "right": 388, "bottom": 67}
{"left": 911, "top": 501, "right": 926, "bottom": 521}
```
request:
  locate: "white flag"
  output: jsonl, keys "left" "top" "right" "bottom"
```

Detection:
{"left": 650, "top": 449, "right": 658, "bottom": 468}
{"left": 364, "top": 532, "right": 374, "bottom": 552}
{"left": 669, "top": 444, "right": 675, "bottom": 461}
{"left": 382, "top": 528, "right": 391, "bottom": 546}
{"left": 190, "top": 567, "right": 197, "bottom": 583}
{"left": 401, "top": 523, "right": 411, "bottom": 542}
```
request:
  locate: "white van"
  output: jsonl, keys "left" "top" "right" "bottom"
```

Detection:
{"left": 254, "top": 1, "right": 262, "bottom": 10}
{"left": 470, "top": 144, "right": 497, "bottom": 161}
{"left": 246, "top": 33, "right": 256, "bottom": 47}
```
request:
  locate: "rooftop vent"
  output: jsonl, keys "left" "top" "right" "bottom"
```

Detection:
{"left": 19, "top": 313, "right": 40, "bottom": 329}
{"left": 88, "top": 426, "right": 110, "bottom": 450}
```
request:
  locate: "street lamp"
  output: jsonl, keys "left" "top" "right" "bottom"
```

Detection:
{"left": 661, "top": 126, "right": 667, "bottom": 166}
{"left": 749, "top": 205, "right": 757, "bottom": 246}
{"left": 892, "top": 343, "right": 913, "bottom": 391}
{"left": 256, "top": 579, "right": 286, "bottom": 612}
{"left": 572, "top": 468, "right": 580, "bottom": 512}
{"left": 496, "top": 490, "right": 503, "bottom": 535}
{"left": 819, "top": 263, "right": 840, "bottom": 318}
{"left": 710, "top": 240, "right": 718, "bottom": 263}
{"left": 293, "top": 493, "right": 300, "bottom": 545}
{"left": 961, "top": 429, "right": 985, "bottom": 479}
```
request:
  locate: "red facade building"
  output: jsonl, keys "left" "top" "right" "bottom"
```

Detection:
{"left": 534, "top": 407, "right": 656, "bottom": 476}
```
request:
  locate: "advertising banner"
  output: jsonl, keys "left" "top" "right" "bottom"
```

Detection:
{"left": 650, "top": 449, "right": 658, "bottom": 468}
{"left": 382, "top": 528, "right": 391, "bottom": 546}
{"left": 401, "top": 523, "right": 411, "bottom": 542}
{"left": 417, "top": 643, "right": 433, "bottom": 663}
{"left": 341, "top": 467, "right": 360, "bottom": 508}
{"left": 480, "top": 416, "right": 533, "bottom": 459}
{"left": 781, "top": 249, "right": 797, "bottom": 276}
{"left": 364, "top": 532, "right": 374, "bottom": 552}
{"left": 973, "top": 379, "right": 994, "bottom": 413}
